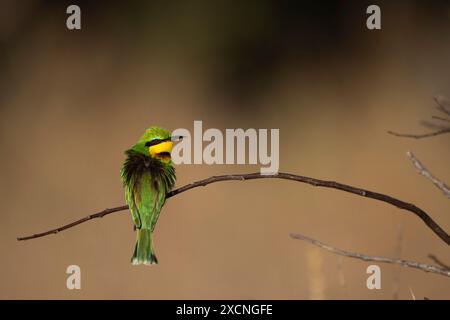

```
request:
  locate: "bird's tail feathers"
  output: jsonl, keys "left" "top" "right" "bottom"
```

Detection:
{"left": 131, "top": 228, "right": 158, "bottom": 265}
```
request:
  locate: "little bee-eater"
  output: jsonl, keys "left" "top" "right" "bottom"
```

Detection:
{"left": 121, "top": 127, "right": 180, "bottom": 265}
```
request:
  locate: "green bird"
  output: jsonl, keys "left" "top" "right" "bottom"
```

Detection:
{"left": 121, "top": 126, "right": 180, "bottom": 265}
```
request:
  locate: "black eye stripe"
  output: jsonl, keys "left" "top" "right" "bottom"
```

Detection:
{"left": 145, "top": 138, "right": 170, "bottom": 147}
{"left": 145, "top": 139, "right": 160, "bottom": 147}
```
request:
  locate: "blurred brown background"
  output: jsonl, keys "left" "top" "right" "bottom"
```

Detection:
{"left": 1, "top": 0, "right": 450, "bottom": 299}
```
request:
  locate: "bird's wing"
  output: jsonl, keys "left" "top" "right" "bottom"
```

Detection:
{"left": 150, "top": 191, "right": 166, "bottom": 232}
{"left": 135, "top": 174, "right": 159, "bottom": 230}
{"left": 125, "top": 185, "right": 141, "bottom": 229}
{"left": 149, "top": 166, "right": 175, "bottom": 231}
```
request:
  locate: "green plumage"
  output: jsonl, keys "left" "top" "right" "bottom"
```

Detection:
{"left": 121, "top": 127, "right": 176, "bottom": 265}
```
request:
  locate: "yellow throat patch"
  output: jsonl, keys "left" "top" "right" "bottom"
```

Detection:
{"left": 149, "top": 141, "right": 173, "bottom": 159}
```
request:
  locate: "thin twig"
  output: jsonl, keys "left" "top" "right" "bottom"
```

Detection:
{"left": 420, "top": 120, "right": 450, "bottom": 131}
{"left": 17, "top": 172, "right": 450, "bottom": 245}
{"left": 434, "top": 96, "right": 450, "bottom": 117}
{"left": 431, "top": 116, "right": 450, "bottom": 123}
{"left": 407, "top": 151, "right": 450, "bottom": 199}
{"left": 387, "top": 128, "right": 450, "bottom": 139}
{"left": 17, "top": 205, "right": 129, "bottom": 241}
{"left": 290, "top": 233, "right": 450, "bottom": 278}
{"left": 428, "top": 254, "right": 450, "bottom": 270}
{"left": 387, "top": 96, "right": 450, "bottom": 139}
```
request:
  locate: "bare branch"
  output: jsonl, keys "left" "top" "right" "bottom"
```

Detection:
{"left": 17, "top": 172, "right": 450, "bottom": 245}
{"left": 428, "top": 254, "right": 450, "bottom": 270}
{"left": 407, "top": 151, "right": 450, "bottom": 199}
{"left": 434, "top": 96, "right": 450, "bottom": 117}
{"left": 387, "top": 128, "right": 450, "bottom": 139}
{"left": 388, "top": 96, "right": 450, "bottom": 139}
{"left": 431, "top": 116, "right": 450, "bottom": 123}
{"left": 420, "top": 120, "right": 450, "bottom": 131}
{"left": 16, "top": 205, "right": 129, "bottom": 241}
{"left": 290, "top": 233, "right": 450, "bottom": 278}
